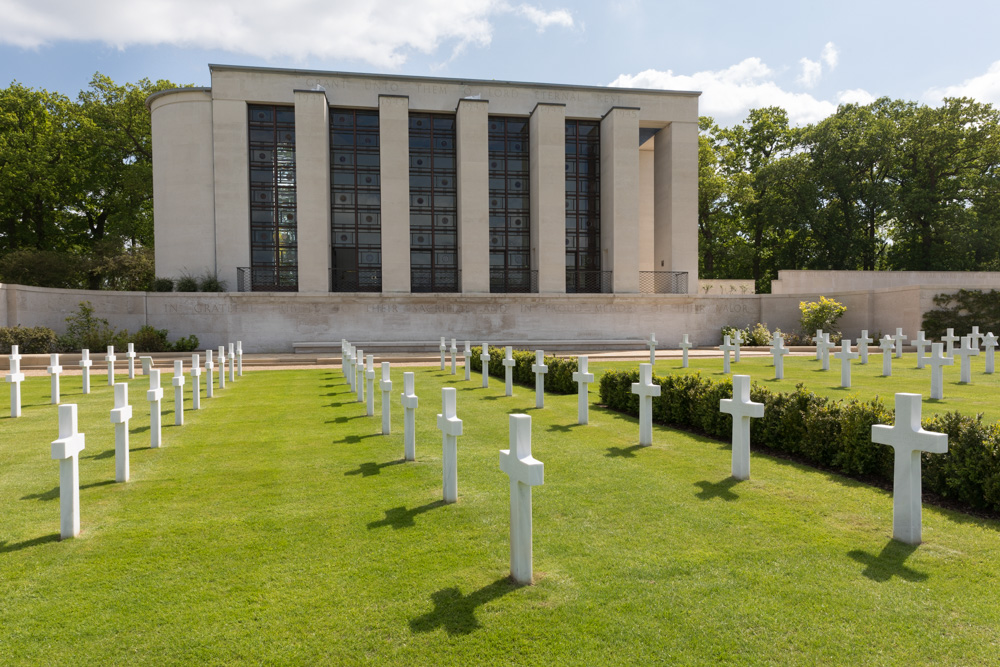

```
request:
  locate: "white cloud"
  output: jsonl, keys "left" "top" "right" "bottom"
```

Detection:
{"left": 837, "top": 88, "right": 875, "bottom": 105}
{"left": 797, "top": 57, "right": 822, "bottom": 88}
{"left": 0, "top": 0, "right": 574, "bottom": 68}
{"left": 821, "top": 42, "right": 838, "bottom": 70}
{"left": 924, "top": 60, "right": 1000, "bottom": 105}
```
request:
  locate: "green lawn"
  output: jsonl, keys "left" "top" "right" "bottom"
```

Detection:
{"left": 1, "top": 365, "right": 999, "bottom": 664}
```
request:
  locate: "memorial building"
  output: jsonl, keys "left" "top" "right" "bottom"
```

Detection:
{"left": 147, "top": 65, "right": 699, "bottom": 297}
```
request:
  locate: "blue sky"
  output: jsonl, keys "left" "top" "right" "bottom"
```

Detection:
{"left": 2, "top": 0, "right": 999, "bottom": 126}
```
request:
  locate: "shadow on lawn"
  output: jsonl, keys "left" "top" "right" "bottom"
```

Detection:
{"left": 0, "top": 533, "right": 61, "bottom": 553}
{"left": 606, "top": 445, "right": 646, "bottom": 458}
{"left": 410, "top": 577, "right": 524, "bottom": 636}
{"left": 368, "top": 499, "right": 446, "bottom": 530}
{"left": 345, "top": 459, "right": 405, "bottom": 477}
{"left": 693, "top": 478, "right": 741, "bottom": 501}
{"left": 21, "top": 479, "right": 116, "bottom": 502}
{"left": 335, "top": 433, "right": 379, "bottom": 445}
{"left": 847, "top": 540, "right": 928, "bottom": 582}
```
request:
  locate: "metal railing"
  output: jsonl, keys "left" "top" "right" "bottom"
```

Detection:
{"left": 236, "top": 267, "right": 299, "bottom": 292}
{"left": 411, "top": 269, "right": 461, "bottom": 293}
{"left": 490, "top": 269, "right": 538, "bottom": 294}
{"left": 331, "top": 268, "right": 382, "bottom": 292}
{"left": 639, "top": 271, "right": 688, "bottom": 294}
{"left": 566, "top": 269, "right": 613, "bottom": 294}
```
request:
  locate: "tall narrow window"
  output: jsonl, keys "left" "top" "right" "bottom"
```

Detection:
{"left": 248, "top": 105, "right": 297, "bottom": 290}
{"left": 409, "top": 113, "right": 458, "bottom": 292}
{"left": 488, "top": 116, "right": 532, "bottom": 293}
{"left": 565, "top": 119, "right": 602, "bottom": 293}
{"left": 331, "top": 109, "right": 381, "bottom": 292}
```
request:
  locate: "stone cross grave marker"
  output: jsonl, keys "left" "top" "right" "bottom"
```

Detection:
{"left": 47, "top": 353, "right": 63, "bottom": 405}
{"left": 983, "top": 332, "right": 997, "bottom": 374}
{"left": 893, "top": 328, "right": 908, "bottom": 358}
{"left": 631, "top": 363, "right": 661, "bottom": 447}
{"left": 237, "top": 340, "right": 243, "bottom": 376}
{"left": 343, "top": 342, "right": 353, "bottom": 390}
{"left": 480, "top": 343, "right": 490, "bottom": 388}
{"left": 769, "top": 334, "right": 790, "bottom": 380}
{"left": 812, "top": 330, "right": 825, "bottom": 361}
{"left": 871, "top": 393, "right": 948, "bottom": 544}
{"left": 971, "top": 326, "right": 982, "bottom": 349}
{"left": 205, "top": 349, "right": 214, "bottom": 398}
{"left": 126, "top": 342, "right": 136, "bottom": 379}
{"left": 110, "top": 382, "right": 132, "bottom": 482}
{"left": 833, "top": 339, "right": 859, "bottom": 388}
{"left": 646, "top": 332, "right": 657, "bottom": 366}
{"left": 719, "top": 335, "right": 736, "bottom": 374}
{"left": 532, "top": 350, "right": 548, "bottom": 409}
{"left": 732, "top": 329, "right": 742, "bottom": 363}
{"left": 450, "top": 338, "right": 457, "bottom": 375}
{"left": 437, "top": 387, "right": 463, "bottom": 504}
{"left": 679, "top": 334, "right": 692, "bottom": 369}
{"left": 927, "top": 343, "right": 953, "bottom": 400}
{"left": 503, "top": 346, "right": 516, "bottom": 396}
{"left": 464, "top": 341, "right": 472, "bottom": 381}
{"left": 379, "top": 362, "right": 392, "bottom": 435}
{"left": 191, "top": 353, "right": 201, "bottom": 410}
{"left": 439, "top": 336, "right": 447, "bottom": 371}
{"left": 943, "top": 328, "right": 959, "bottom": 358}
{"left": 401, "top": 371, "right": 418, "bottom": 461}
{"left": 51, "top": 403, "right": 85, "bottom": 539}
{"left": 355, "top": 348, "right": 364, "bottom": 403}
{"left": 817, "top": 333, "right": 835, "bottom": 371}
{"left": 954, "top": 335, "right": 979, "bottom": 384}
{"left": 499, "top": 413, "right": 544, "bottom": 585}
{"left": 105, "top": 345, "right": 117, "bottom": 385}
{"left": 172, "top": 360, "right": 186, "bottom": 426}
{"left": 348, "top": 343, "right": 357, "bottom": 392}
{"left": 365, "top": 354, "right": 376, "bottom": 417}
{"left": 6, "top": 345, "right": 24, "bottom": 417}
{"left": 720, "top": 375, "right": 765, "bottom": 480}
{"left": 79, "top": 348, "right": 93, "bottom": 394}
{"left": 858, "top": 330, "right": 873, "bottom": 365}
{"left": 147, "top": 369, "right": 164, "bottom": 448}
{"left": 140, "top": 355, "right": 154, "bottom": 376}
{"left": 218, "top": 345, "right": 226, "bottom": 390}
{"left": 913, "top": 331, "right": 930, "bottom": 369}
{"left": 572, "top": 356, "right": 594, "bottom": 425}
{"left": 228, "top": 343, "right": 236, "bottom": 383}
{"left": 879, "top": 335, "right": 895, "bottom": 377}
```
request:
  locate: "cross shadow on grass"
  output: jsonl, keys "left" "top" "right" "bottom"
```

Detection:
{"left": 606, "top": 445, "right": 646, "bottom": 458}
{"left": 327, "top": 415, "right": 366, "bottom": 424}
{"left": 345, "top": 459, "right": 405, "bottom": 477}
{"left": 693, "top": 478, "right": 741, "bottom": 501}
{"left": 368, "top": 500, "right": 446, "bottom": 530}
{"left": 0, "top": 533, "right": 61, "bottom": 553}
{"left": 21, "top": 479, "right": 116, "bottom": 502}
{"left": 847, "top": 540, "right": 929, "bottom": 582}
{"left": 336, "top": 433, "right": 379, "bottom": 445}
{"left": 409, "top": 577, "right": 523, "bottom": 636}
{"left": 84, "top": 448, "right": 116, "bottom": 461}
{"left": 548, "top": 422, "right": 581, "bottom": 434}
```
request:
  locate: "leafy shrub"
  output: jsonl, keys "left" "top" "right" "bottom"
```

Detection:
{"left": 131, "top": 325, "right": 172, "bottom": 352}
{"left": 0, "top": 249, "right": 89, "bottom": 289}
{"left": 0, "top": 325, "right": 58, "bottom": 354}
{"left": 468, "top": 346, "right": 577, "bottom": 394}
{"left": 175, "top": 274, "right": 200, "bottom": 292}
{"left": 922, "top": 289, "right": 1000, "bottom": 340}
{"left": 721, "top": 323, "right": 780, "bottom": 346}
{"left": 171, "top": 335, "right": 200, "bottom": 352}
{"left": 59, "top": 301, "right": 126, "bottom": 351}
{"left": 598, "top": 369, "right": 1000, "bottom": 514}
{"left": 151, "top": 277, "right": 175, "bottom": 292}
{"left": 799, "top": 296, "right": 846, "bottom": 336}
{"left": 198, "top": 273, "right": 228, "bottom": 292}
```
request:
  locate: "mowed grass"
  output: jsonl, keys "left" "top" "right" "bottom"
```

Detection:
{"left": 1, "top": 363, "right": 999, "bottom": 665}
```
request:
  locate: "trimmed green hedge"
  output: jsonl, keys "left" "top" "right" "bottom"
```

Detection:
{"left": 468, "top": 346, "right": 577, "bottom": 394}
{"left": 599, "top": 369, "right": 1000, "bottom": 514}
{"left": 0, "top": 325, "right": 58, "bottom": 354}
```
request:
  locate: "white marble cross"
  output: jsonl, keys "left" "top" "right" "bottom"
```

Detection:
{"left": 732, "top": 329, "right": 742, "bottom": 363}
{"left": 817, "top": 334, "right": 835, "bottom": 371}
{"left": 218, "top": 345, "right": 226, "bottom": 390}
{"left": 499, "top": 413, "right": 544, "bottom": 585}
{"left": 769, "top": 334, "right": 790, "bottom": 380}
{"left": 927, "top": 343, "right": 953, "bottom": 400}
{"left": 970, "top": 326, "right": 982, "bottom": 349}
{"left": 228, "top": 343, "right": 236, "bottom": 383}
{"left": 205, "top": 349, "right": 214, "bottom": 399}
{"left": 857, "top": 330, "right": 873, "bottom": 365}
{"left": 401, "top": 371, "right": 418, "bottom": 461}
{"left": 531, "top": 350, "right": 548, "bottom": 409}
{"left": 379, "top": 362, "right": 392, "bottom": 435}
{"left": 110, "top": 383, "right": 132, "bottom": 483}
{"left": 719, "top": 335, "right": 736, "bottom": 374}
{"left": 879, "top": 335, "right": 895, "bottom": 376}
{"left": 679, "top": 334, "right": 692, "bottom": 369}
{"left": 147, "top": 369, "right": 164, "bottom": 448}
{"left": 812, "top": 329, "right": 825, "bottom": 361}
{"left": 237, "top": 340, "right": 243, "bottom": 376}
{"left": 47, "top": 353, "right": 63, "bottom": 405}
{"left": 720, "top": 375, "right": 765, "bottom": 480}
{"left": 79, "top": 348, "right": 93, "bottom": 394}
{"left": 631, "top": 363, "right": 661, "bottom": 446}
{"left": 480, "top": 343, "right": 490, "bottom": 388}
{"left": 344, "top": 343, "right": 354, "bottom": 391}
{"left": 365, "top": 354, "right": 376, "bottom": 417}
{"left": 503, "top": 346, "right": 516, "bottom": 397}
{"left": 51, "top": 403, "right": 85, "bottom": 539}
{"left": 191, "top": 353, "right": 202, "bottom": 410}
{"left": 355, "top": 347, "right": 364, "bottom": 403}
{"left": 126, "top": 342, "right": 136, "bottom": 379}
{"left": 893, "top": 328, "right": 908, "bottom": 359}
{"left": 983, "top": 332, "right": 997, "bottom": 374}
{"left": 172, "top": 360, "right": 186, "bottom": 426}
{"left": 871, "top": 393, "right": 948, "bottom": 544}
{"left": 437, "top": 387, "right": 463, "bottom": 504}
{"left": 463, "top": 340, "right": 472, "bottom": 381}
{"left": 646, "top": 332, "right": 657, "bottom": 366}
{"left": 913, "top": 331, "right": 930, "bottom": 369}
{"left": 572, "top": 356, "right": 594, "bottom": 425}
{"left": 954, "top": 335, "right": 979, "bottom": 384}
{"left": 439, "top": 336, "right": 447, "bottom": 371}
{"left": 140, "top": 355, "right": 154, "bottom": 376}
{"left": 832, "top": 339, "right": 859, "bottom": 388}
{"left": 942, "top": 328, "right": 959, "bottom": 358}
{"left": 6, "top": 345, "right": 24, "bottom": 418}
{"left": 450, "top": 338, "right": 458, "bottom": 375}
{"left": 105, "top": 345, "right": 117, "bottom": 385}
